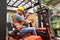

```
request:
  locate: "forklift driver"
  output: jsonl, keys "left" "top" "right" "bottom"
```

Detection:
{"left": 11, "top": 6, "right": 37, "bottom": 35}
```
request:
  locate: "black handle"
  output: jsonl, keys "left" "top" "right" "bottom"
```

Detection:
{"left": 29, "top": 23, "right": 33, "bottom": 27}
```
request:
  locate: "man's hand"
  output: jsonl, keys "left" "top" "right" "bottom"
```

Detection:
{"left": 26, "top": 19, "right": 34, "bottom": 24}
{"left": 30, "top": 19, "right": 34, "bottom": 23}
{"left": 26, "top": 14, "right": 30, "bottom": 17}
{"left": 26, "top": 21, "right": 32, "bottom": 24}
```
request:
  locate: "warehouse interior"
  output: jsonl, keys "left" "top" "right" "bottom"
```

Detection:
{"left": 6, "top": 0, "right": 60, "bottom": 40}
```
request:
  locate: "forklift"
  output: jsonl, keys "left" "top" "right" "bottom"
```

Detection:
{"left": 7, "top": 0, "right": 53, "bottom": 40}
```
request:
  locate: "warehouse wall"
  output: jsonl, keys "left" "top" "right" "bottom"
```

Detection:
{"left": 7, "top": 10, "right": 16, "bottom": 22}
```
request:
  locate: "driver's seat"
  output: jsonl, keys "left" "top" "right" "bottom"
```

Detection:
{"left": 7, "top": 22, "right": 32, "bottom": 39}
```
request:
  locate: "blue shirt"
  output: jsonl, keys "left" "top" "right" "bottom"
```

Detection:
{"left": 14, "top": 14, "right": 26, "bottom": 23}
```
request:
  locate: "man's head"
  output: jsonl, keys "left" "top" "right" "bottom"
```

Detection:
{"left": 17, "top": 6, "right": 24, "bottom": 15}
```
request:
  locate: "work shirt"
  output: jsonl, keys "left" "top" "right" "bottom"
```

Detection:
{"left": 14, "top": 14, "right": 26, "bottom": 23}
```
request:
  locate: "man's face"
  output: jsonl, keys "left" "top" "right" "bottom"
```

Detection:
{"left": 18, "top": 10, "right": 24, "bottom": 15}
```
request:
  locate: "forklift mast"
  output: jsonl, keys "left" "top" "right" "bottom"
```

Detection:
{"left": 37, "top": 0, "right": 51, "bottom": 40}
{"left": 37, "top": 0, "right": 50, "bottom": 28}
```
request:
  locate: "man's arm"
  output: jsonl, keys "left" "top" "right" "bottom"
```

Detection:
{"left": 24, "top": 14, "right": 30, "bottom": 20}
{"left": 16, "top": 16, "right": 32, "bottom": 24}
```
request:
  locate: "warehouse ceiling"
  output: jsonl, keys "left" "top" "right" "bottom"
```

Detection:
{"left": 7, "top": 0, "right": 39, "bottom": 10}
{"left": 7, "top": 0, "right": 60, "bottom": 11}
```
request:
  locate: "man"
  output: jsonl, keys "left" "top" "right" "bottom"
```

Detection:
{"left": 12, "top": 6, "right": 37, "bottom": 35}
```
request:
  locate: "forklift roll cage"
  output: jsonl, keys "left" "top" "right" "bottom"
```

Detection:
{"left": 7, "top": 0, "right": 52, "bottom": 40}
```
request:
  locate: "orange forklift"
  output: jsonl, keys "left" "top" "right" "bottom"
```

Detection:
{"left": 7, "top": 0, "right": 53, "bottom": 40}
